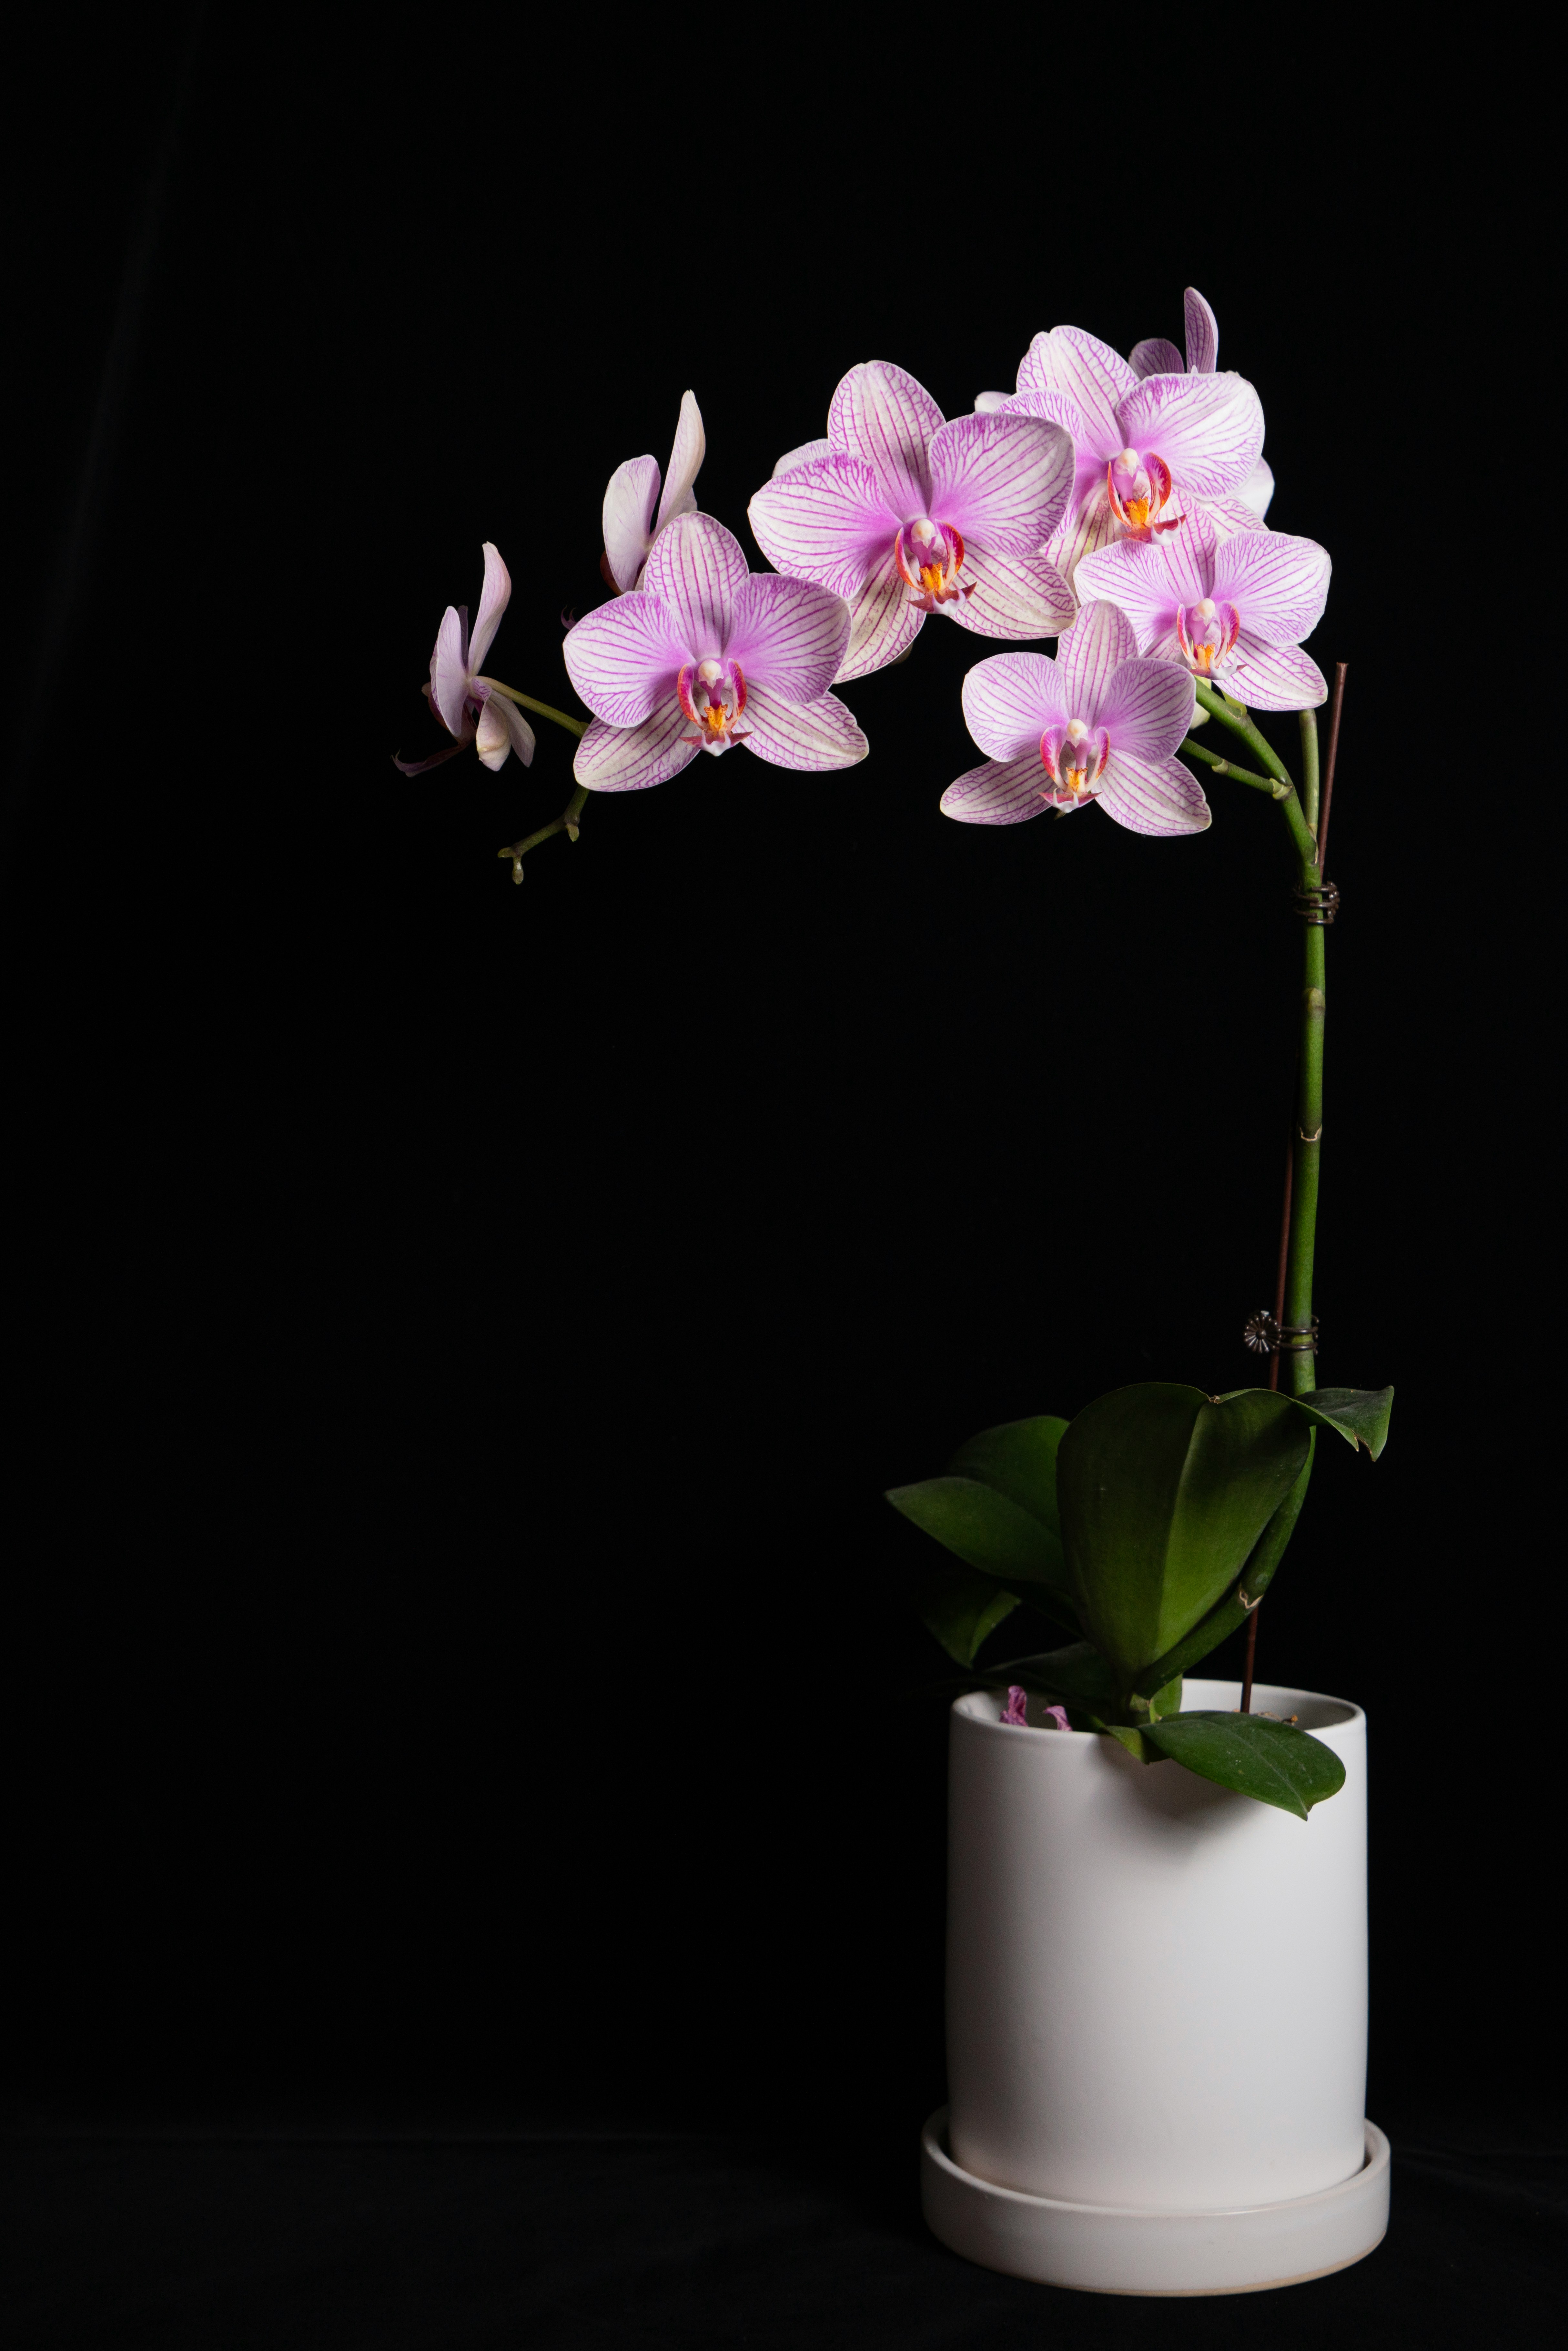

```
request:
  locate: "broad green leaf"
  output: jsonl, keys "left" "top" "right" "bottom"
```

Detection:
{"left": 1216, "top": 1384, "right": 1393, "bottom": 1460}
{"left": 1057, "top": 1384, "right": 1311, "bottom": 1690}
{"left": 1141, "top": 1712, "right": 1346, "bottom": 1818}
{"left": 946, "top": 1416, "right": 1068, "bottom": 1551}
{"left": 886, "top": 1474, "right": 1063, "bottom": 1589}
{"left": 911, "top": 1560, "right": 1019, "bottom": 1666}
{"left": 972, "top": 1640, "right": 1115, "bottom": 1715}
{"left": 1108, "top": 1724, "right": 1152, "bottom": 1763}
{"left": 1131, "top": 1437, "right": 1316, "bottom": 1697}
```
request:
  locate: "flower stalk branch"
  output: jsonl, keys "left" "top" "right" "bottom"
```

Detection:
{"left": 477, "top": 679, "right": 589, "bottom": 741}
{"left": 498, "top": 784, "right": 590, "bottom": 884}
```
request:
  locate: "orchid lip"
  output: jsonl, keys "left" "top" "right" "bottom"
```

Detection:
{"left": 676, "top": 655, "right": 748, "bottom": 750}
{"left": 1039, "top": 717, "right": 1110, "bottom": 803}
{"left": 1106, "top": 449, "right": 1181, "bottom": 542}
{"left": 893, "top": 519, "right": 975, "bottom": 613}
{"left": 1176, "top": 599, "right": 1242, "bottom": 677}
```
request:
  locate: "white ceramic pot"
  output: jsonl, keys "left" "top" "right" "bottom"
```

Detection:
{"left": 922, "top": 1676, "right": 1387, "bottom": 2293}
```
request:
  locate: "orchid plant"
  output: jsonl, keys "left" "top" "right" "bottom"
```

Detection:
{"left": 392, "top": 293, "right": 1391, "bottom": 1818}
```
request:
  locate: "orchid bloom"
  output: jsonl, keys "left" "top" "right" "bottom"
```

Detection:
{"left": 1128, "top": 288, "right": 1274, "bottom": 522}
{"left": 394, "top": 542, "right": 537, "bottom": 775}
{"left": 747, "top": 363, "right": 1076, "bottom": 682}
{"left": 942, "top": 600, "right": 1207, "bottom": 837}
{"left": 562, "top": 511, "right": 866, "bottom": 792}
{"left": 601, "top": 391, "right": 706, "bottom": 594}
{"left": 976, "top": 326, "right": 1266, "bottom": 583}
{"left": 1076, "top": 509, "right": 1330, "bottom": 708}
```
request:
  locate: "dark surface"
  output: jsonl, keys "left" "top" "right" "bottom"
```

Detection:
{"left": 1, "top": 2123, "right": 1560, "bottom": 2348}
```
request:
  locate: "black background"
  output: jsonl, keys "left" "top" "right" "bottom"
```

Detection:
{"left": 3, "top": 8, "right": 1556, "bottom": 2334}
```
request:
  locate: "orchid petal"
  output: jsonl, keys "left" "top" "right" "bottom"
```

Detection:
{"left": 1214, "top": 531, "right": 1330, "bottom": 645}
{"left": 1229, "top": 636, "right": 1328, "bottom": 710}
{"left": 574, "top": 706, "right": 699, "bottom": 794}
{"left": 1237, "top": 455, "right": 1276, "bottom": 520}
{"left": 475, "top": 691, "right": 537, "bottom": 772}
{"left": 927, "top": 412, "right": 1075, "bottom": 555}
{"left": 468, "top": 543, "right": 513, "bottom": 675}
{"left": 724, "top": 574, "right": 849, "bottom": 705}
{"left": 1116, "top": 374, "right": 1265, "bottom": 500}
{"left": 1055, "top": 601, "right": 1141, "bottom": 720}
{"left": 741, "top": 684, "right": 868, "bottom": 772}
{"left": 973, "top": 390, "right": 1012, "bottom": 414}
{"left": 836, "top": 551, "right": 925, "bottom": 681}
{"left": 430, "top": 605, "right": 470, "bottom": 737}
{"left": 1199, "top": 494, "right": 1270, "bottom": 540}
{"left": 1098, "top": 657, "right": 1196, "bottom": 757}
{"left": 654, "top": 390, "right": 705, "bottom": 531}
{"left": 1129, "top": 336, "right": 1184, "bottom": 380}
{"left": 826, "top": 360, "right": 944, "bottom": 511}
{"left": 1075, "top": 526, "right": 1215, "bottom": 656}
{"left": 561, "top": 593, "right": 691, "bottom": 728}
{"left": 1044, "top": 486, "right": 1122, "bottom": 588}
{"left": 640, "top": 512, "right": 749, "bottom": 659}
{"left": 1184, "top": 289, "right": 1219, "bottom": 375}
{"left": 602, "top": 455, "right": 662, "bottom": 595}
{"left": 948, "top": 545, "right": 1075, "bottom": 643}
{"left": 1016, "top": 326, "right": 1138, "bottom": 451}
{"left": 941, "top": 752, "right": 1052, "bottom": 826}
{"left": 748, "top": 456, "right": 899, "bottom": 600}
{"left": 773, "top": 437, "right": 832, "bottom": 477}
{"left": 1098, "top": 749, "right": 1211, "bottom": 836}
{"left": 961, "top": 652, "right": 1066, "bottom": 762}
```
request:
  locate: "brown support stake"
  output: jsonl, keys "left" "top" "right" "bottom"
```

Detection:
{"left": 1247, "top": 1073, "right": 1297, "bottom": 1713}
{"left": 1240, "top": 1609, "right": 1259, "bottom": 1717}
{"left": 1317, "top": 662, "right": 1348, "bottom": 874}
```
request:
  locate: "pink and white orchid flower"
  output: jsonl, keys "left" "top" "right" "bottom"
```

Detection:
{"left": 601, "top": 391, "right": 706, "bottom": 594}
{"left": 1128, "top": 289, "right": 1274, "bottom": 522}
{"left": 1076, "top": 510, "right": 1330, "bottom": 709}
{"left": 563, "top": 511, "right": 866, "bottom": 792}
{"left": 942, "top": 601, "right": 1207, "bottom": 837}
{"left": 747, "top": 363, "right": 1076, "bottom": 682}
{"left": 395, "top": 542, "right": 536, "bottom": 775}
{"left": 977, "top": 326, "right": 1266, "bottom": 583}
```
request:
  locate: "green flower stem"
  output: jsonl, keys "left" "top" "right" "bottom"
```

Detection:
{"left": 476, "top": 677, "right": 589, "bottom": 740}
{"left": 1287, "top": 903, "right": 1325, "bottom": 1401}
{"left": 498, "top": 784, "right": 590, "bottom": 882}
{"left": 1193, "top": 682, "right": 1318, "bottom": 867}
{"left": 1180, "top": 735, "right": 1278, "bottom": 793}
{"left": 1297, "top": 709, "right": 1320, "bottom": 836}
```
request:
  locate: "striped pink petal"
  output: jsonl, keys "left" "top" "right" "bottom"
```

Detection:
{"left": 468, "top": 543, "right": 512, "bottom": 674}
{"left": 1098, "top": 749, "right": 1211, "bottom": 836}
{"left": 430, "top": 605, "right": 470, "bottom": 736}
{"left": 654, "top": 391, "right": 705, "bottom": 531}
{"left": 1098, "top": 658, "right": 1196, "bottom": 758}
{"left": 1237, "top": 457, "right": 1275, "bottom": 520}
{"left": 948, "top": 545, "right": 1075, "bottom": 643}
{"left": 725, "top": 574, "right": 849, "bottom": 704}
{"left": 1129, "top": 336, "right": 1184, "bottom": 380}
{"left": 961, "top": 652, "right": 1066, "bottom": 761}
{"left": 748, "top": 456, "right": 899, "bottom": 600}
{"left": 475, "top": 692, "right": 536, "bottom": 772}
{"left": 837, "top": 552, "right": 925, "bottom": 681}
{"left": 562, "top": 593, "right": 690, "bottom": 728}
{"left": 1075, "top": 530, "right": 1214, "bottom": 657}
{"left": 741, "top": 684, "right": 868, "bottom": 772}
{"left": 1199, "top": 494, "right": 1270, "bottom": 541}
{"left": 773, "top": 437, "right": 831, "bottom": 477}
{"left": 1214, "top": 532, "right": 1330, "bottom": 646}
{"left": 826, "top": 361, "right": 944, "bottom": 511}
{"left": 1045, "top": 488, "right": 1121, "bottom": 588}
{"left": 927, "top": 412, "right": 1075, "bottom": 555}
{"left": 574, "top": 706, "right": 699, "bottom": 794}
{"left": 941, "top": 752, "right": 1052, "bottom": 826}
{"left": 1184, "top": 288, "right": 1219, "bottom": 375}
{"left": 602, "top": 455, "right": 662, "bottom": 594}
{"left": 1116, "top": 373, "right": 1264, "bottom": 500}
{"left": 641, "top": 512, "right": 748, "bottom": 660}
{"left": 1055, "top": 602, "right": 1140, "bottom": 720}
{"left": 1229, "top": 636, "right": 1328, "bottom": 710}
{"left": 1016, "top": 326, "right": 1138, "bottom": 449}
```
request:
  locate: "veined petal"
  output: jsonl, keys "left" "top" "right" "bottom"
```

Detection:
{"left": 836, "top": 551, "right": 925, "bottom": 681}
{"left": 961, "top": 651, "right": 1066, "bottom": 762}
{"left": 826, "top": 360, "right": 943, "bottom": 510}
{"left": 1230, "top": 635, "right": 1327, "bottom": 709}
{"left": 948, "top": 544, "right": 1075, "bottom": 643}
{"left": 1076, "top": 526, "right": 1214, "bottom": 655}
{"left": 741, "top": 684, "right": 868, "bottom": 772}
{"left": 1184, "top": 288, "right": 1219, "bottom": 375}
{"left": 1098, "top": 749, "right": 1211, "bottom": 836}
{"left": 1044, "top": 482, "right": 1122, "bottom": 587}
{"left": 1129, "top": 336, "right": 1184, "bottom": 380}
{"left": 973, "top": 390, "right": 1012, "bottom": 414}
{"left": 468, "top": 543, "right": 512, "bottom": 674}
{"left": 941, "top": 752, "right": 1053, "bottom": 826}
{"left": 927, "top": 413, "right": 1075, "bottom": 555}
{"left": 725, "top": 574, "right": 849, "bottom": 704}
{"left": 773, "top": 437, "right": 831, "bottom": 477}
{"left": 603, "top": 455, "right": 662, "bottom": 595}
{"left": 748, "top": 456, "right": 899, "bottom": 600}
{"left": 1016, "top": 326, "right": 1138, "bottom": 449}
{"left": 475, "top": 691, "right": 537, "bottom": 771}
{"left": 1116, "top": 373, "right": 1265, "bottom": 500}
{"left": 655, "top": 390, "right": 705, "bottom": 531}
{"left": 573, "top": 706, "right": 698, "bottom": 794}
{"left": 562, "top": 593, "right": 690, "bottom": 727}
{"left": 1237, "top": 456, "right": 1275, "bottom": 520}
{"left": 1098, "top": 657, "right": 1196, "bottom": 758}
{"left": 1055, "top": 601, "right": 1140, "bottom": 721}
{"left": 641, "top": 512, "right": 749, "bottom": 659}
{"left": 1199, "top": 494, "right": 1269, "bottom": 540}
{"left": 430, "top": 605, "right": 470, "bottom": 737}
{"left": 1214, "top": 531, "right": 1330, "bottom": 645}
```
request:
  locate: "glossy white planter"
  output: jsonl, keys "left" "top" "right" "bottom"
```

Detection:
{"left": 922, "top": 1677, "right": 1387, "bottom": 2294}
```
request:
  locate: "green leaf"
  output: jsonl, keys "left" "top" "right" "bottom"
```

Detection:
{"left": 1057, "top": 1384, "right": 1311, "bottom": 1692}
{"left": 911, "top": 1560, "right": 1020, "bottom": 1666}
{"left": 946, "top": 1415, "right": 1068, "bottom": 1543}
{"left": 886, "top": 1474, "right": 1064, "bottom": 1587}
{"left": 1130, "top": 1436, "right": 1316, "bottom": 1697}
{"left": 1141, "top": 1712, "right": 1346, "bottom": 1818}
{"left": 1216, "top": 1384, "right": 1394, "bottom": 1459}
{"left": 971, "top": 1640, "right": 1116, "bottom": 1715}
